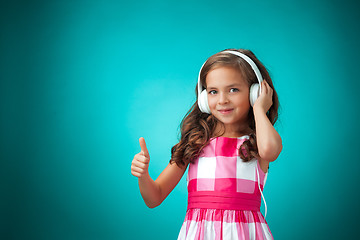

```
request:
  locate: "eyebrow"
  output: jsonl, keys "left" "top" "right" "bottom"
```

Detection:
{"left": 227, "top": 83, "right": 243, "bottom": 88}
{"left": 207, "top": 83, "right": 243, "bottom": 89}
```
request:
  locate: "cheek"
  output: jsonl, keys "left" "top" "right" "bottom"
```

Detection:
{"left": 240, "top": 92, "right": 250, "bottom": 102}
{"left": 207, "top": 97, "right": 216, "bottom": 109}
{"left": 235, "top": 97, "right": 251, "bottom": 108}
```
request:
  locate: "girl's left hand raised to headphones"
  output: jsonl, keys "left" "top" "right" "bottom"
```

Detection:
{"left": 253, "top": 80, "right": 273, "bottom": 113}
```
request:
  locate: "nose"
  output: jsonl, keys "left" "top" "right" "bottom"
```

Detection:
{"left": 218, "top": 92, "right": 229, "bottom": 104}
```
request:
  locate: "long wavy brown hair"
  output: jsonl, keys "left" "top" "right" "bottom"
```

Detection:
{"left": 170, "top": 49, "right": 279, "bottom": 167}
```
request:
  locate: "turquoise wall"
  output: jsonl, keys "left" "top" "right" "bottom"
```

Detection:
{"left": 1, "top": 0, "right": 359, "bottom": 239}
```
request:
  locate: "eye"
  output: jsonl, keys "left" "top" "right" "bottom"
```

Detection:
{"left": 208, "top": 90, "right": 217, "bottom": 95}
{"left": 230, "top": 88, "right": 239, "bottom": 93}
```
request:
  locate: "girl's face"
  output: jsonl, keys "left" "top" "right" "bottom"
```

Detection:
{"left": 206, "top": 66, "right": 251, "bottom": 135}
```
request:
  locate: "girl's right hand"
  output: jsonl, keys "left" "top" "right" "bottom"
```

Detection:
{"left": 131, "top": 137, "right": 150, "bottom": 178}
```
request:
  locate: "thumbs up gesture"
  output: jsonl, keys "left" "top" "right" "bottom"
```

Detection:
{"left": 131, "top": 137, "right": 150, "bottom": 178}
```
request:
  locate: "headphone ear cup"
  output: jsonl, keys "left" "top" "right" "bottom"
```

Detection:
{"left": 198, "top": 90, "right": 211, "bottom": 114}
{"left": 249, "top": 83, "right": 260, "bottom": 107}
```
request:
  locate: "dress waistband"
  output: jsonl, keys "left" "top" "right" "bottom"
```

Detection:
{"left": 187, "top": 191, "right": 261, "bottom": 211}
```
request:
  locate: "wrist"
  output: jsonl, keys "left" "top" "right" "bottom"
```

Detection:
{"left": 253, "top": 105, "right": 267, "bottom": 115}
{"left": 139, "top": 171, "right": 150, "bottom": 180}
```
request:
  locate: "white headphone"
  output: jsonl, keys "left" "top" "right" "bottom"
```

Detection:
{"left": 197, "top": 50, "right": 263, "bottom": 114}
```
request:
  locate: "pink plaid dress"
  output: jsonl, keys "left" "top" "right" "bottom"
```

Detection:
{"left": 177, "top": 136, "right": 273, "bottom": 240}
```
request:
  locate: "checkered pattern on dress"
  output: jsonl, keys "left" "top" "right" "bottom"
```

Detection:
{"left": 187, "top": 136, "right": 267, "bottom": 195}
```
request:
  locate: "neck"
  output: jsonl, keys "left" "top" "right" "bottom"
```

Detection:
{"left": 213, "top": 123, "right": 252, "bottom": 138}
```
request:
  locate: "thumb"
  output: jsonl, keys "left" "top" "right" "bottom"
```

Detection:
{"left": 139, "top": 137, "right": 149, "bottom": 157}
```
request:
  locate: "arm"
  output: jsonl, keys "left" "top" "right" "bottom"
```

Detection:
{"left": 253, "top": 81, "right": 283, "bottom": 164}
{"left": 131, "top": 137, "right": 187, "bottom": 208}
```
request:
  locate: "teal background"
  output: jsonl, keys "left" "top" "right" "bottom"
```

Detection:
{"left": 1, "top": 0, "right": 360, "bottom": 239}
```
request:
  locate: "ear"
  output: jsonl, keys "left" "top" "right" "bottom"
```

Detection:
{"left": 198, "top": 90, "right": 211, "bottom": 114}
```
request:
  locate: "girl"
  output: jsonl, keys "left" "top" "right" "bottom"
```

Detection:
{"left": 131, "top": 49, "right": 282, "bottom": 240}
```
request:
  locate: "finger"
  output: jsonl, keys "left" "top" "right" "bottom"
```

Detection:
{"left": 264, "top": 81, "right": 273, "bottom": 96}
{"left": 131, "top": 165, "right": 146, "bottom": 175}
{"left": 261, "top": 80, "right": 268, "bottom": 94}
{"left": 131, "top": 166, "right": 144, "bottom": 178}
{"left": 135, "top": 154, "right": 150, "bottom": 164}
{"left": 131, "top": 171, "right": 141, "bottom": 178}
{"left": 264, "top": 80, "right": 273, "bottom": 91}
{"left": 269, "top": 87, "right": 273, "bottom": 97}
{"left": 139, "top": 137, "right": 149, "bottom": 157}
{"left": 132, "top": 159, "right": 148, "bottom": 169}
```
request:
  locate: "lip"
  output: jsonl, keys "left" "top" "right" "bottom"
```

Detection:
{"left": 218, "top": 109, "right": 233, "bottom": 114}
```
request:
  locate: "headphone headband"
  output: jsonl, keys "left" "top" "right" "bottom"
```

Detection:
{"left": 197, "top": 50, "right": 263, "bottom": 97}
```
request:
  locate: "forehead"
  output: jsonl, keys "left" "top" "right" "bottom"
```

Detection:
{"left": 206, "top": 67, "right": 248, "bottom": 88}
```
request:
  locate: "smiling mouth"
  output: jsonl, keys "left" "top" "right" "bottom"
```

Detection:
{"left": 218, "top": 109, "right": 233, "bottom": 114}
